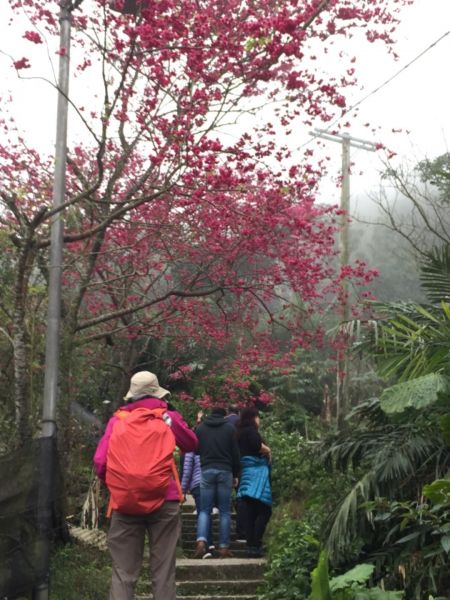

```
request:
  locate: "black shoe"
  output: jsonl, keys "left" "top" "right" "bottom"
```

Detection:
{"left": 247, "top": 545, "right": 264, "bottom": 558}
{"left": 218, "top": 547, "right": 234, "bottom": 558}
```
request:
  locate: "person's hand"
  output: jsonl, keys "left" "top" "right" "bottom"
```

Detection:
{"left": 260, "top": 443, "right": 272, "bottom": 464}
{"left": 260, "top": 443, "right": 271, "bottom": 456}
{"left": 196, "top": 410, "right": 204, "bottom": 424}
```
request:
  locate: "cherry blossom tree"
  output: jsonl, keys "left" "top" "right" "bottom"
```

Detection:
{"left": 0, "top": 0, "right": 412, "bottom": 440}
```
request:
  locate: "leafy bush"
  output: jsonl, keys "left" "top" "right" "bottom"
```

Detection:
{"left": 319, "top": 398, "right": 450, "bottom": 565}
{"left": 257, "top": 413, "right": 355, "bottom": 599}
{"left": 310, "top": 550, "right": 404, "bottom": 600}
{"left": 360, "top": 492, "right": 450, "bottom": 599}
{"left": 259, "top": 510, "right": 320, "bottom": 599}
{"left": 262, "top": 417, "right": 309, "bottom": 503}
{"left": 49, "top": 541, "right": 111, "bottom": 599}
{"left": 262, "top": 412, "right": 350, "bottom": 514}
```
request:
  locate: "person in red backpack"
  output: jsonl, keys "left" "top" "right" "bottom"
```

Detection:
{"left": 94, "top": 370, "right": 198, "bottom": 600}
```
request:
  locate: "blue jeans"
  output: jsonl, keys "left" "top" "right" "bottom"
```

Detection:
{"left": 191, "top": 486, "right": 213, "bottom": 547}
{"left": 197, "top": 468, "right": 233, "bottom": 548}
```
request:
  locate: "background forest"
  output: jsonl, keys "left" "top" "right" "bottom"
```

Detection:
{"left": 0, "top": 1, "right": 450, "bottom": 599}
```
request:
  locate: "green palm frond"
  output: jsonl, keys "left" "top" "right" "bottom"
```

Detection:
{"left": 380, "top": 373, "right": 450, "bottom": 414}
{"left": 373, "top": 431, "right": 437, "bottom": 483}
{"left": 323, "top": 430, "right": 384, "bottom": 472}
{"left": 347, "top": 246, "right": 450, "bottom": 382}
{"left": 362, "top": 302, "right": 450, "bottom": 381}
{"left": 323, "top": 425, "right": 442, "bottom": 482}
{"left": 323, "top": 423, "right": 449, "bottom": 563}
{"left": 420, "top": 244, "right": 450, "bottom": 304}
{"left": 326, "top": 471, "right": 375, "bottom": 561}
{"left": 345, "top": 397, "right": 388, "bottom": 426}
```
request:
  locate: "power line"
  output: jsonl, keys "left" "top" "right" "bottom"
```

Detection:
{"left": 301, "top": 29, "right": 450, "bottom": 150}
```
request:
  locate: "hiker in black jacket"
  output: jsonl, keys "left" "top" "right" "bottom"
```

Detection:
{"left": 193, "top": 407, "right": 240, "bottom": 558}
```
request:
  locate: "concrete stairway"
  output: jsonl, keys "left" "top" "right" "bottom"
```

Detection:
{"left": 173, "top": 504, "right": 266, "bottom": 600}
{"left": 180, "top": 509, "right": 248, "bottom": 557}
{"left": 171, "top": 558, "right": 265, "bottom": 600}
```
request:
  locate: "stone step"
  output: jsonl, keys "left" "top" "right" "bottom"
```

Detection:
{"left": 182, "top": 519, "right": 236, "bottom": 532}
{"left": 137, "top": 596, "right": 258, "bottom": 600}
{"left": 182, "top": 517, "right": 237, "bottom": 526}
{"left": 174, "top": 596, "right": 258, "bottom": 600}
{"left": 136, "top": 579, "right": 264, "bottom": 597}
{"left": 175, "top": 558, "right": 266, "bottom": 581}
{"left": 181, "top": 524, "right": 238, "bottom": 534}
{"left": 181, "top": 528, "right": 239, "bottom": 538}
{"left": 181, "top": 531, "right": 241, "bottom": 542}
{"left": 181, "top": 539, "right": 247, "bottom": 547}
{"left": 180, "top": 535, "right": 245, "bottom": 547}
{"left": 180, "top": 549, "right": 249, "bottom": 559}
{"left": 181, "top": 531, "right": 238, "bottom": 539}
{"left": 182, "top": 525, "right": 232, "bottom": 533}
{"left": 182, "top": 540, "right": 247, "bottom": 551}
{"left": 177, "top": 578, "right": 262, "bottom": 595}
{"left": 182, "top": 516, "right": 233, "bottom": 520}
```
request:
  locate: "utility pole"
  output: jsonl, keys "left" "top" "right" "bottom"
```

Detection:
{"left": 33, "top": 2, "right": 72, "bottom": 599}
{"left": 310, "top": 128, "right": 376, "bottom": 423}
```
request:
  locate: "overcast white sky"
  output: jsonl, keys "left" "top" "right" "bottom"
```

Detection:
{"left": 1, "top": 0, "right": 449, "bottom": 207}
{"left": 310, "top": 0, "right": 450, "bottom": 205}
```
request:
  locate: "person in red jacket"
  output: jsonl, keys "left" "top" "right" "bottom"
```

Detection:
{"left": 94, "top": 371, "right": 198, "bottom": 600}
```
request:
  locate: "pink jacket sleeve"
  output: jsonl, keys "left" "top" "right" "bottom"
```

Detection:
{"left": 167, "top": 410, "right": 198, "bottom": 453}
{"left": 93, "top": 416, "right": 117, "bottom": 482}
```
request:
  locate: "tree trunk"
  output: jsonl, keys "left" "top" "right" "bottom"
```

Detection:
{"left": 12, "top": 243, "right": 35, "bottom": 444}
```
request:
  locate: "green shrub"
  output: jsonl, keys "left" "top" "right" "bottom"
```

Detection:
{"left": 258, "top": 413, "right": 359, "bottom": 599}
{"left": 310, "top": 550, "right": 404, "bottom": 600}
{"left": 359, "top": 495, "right": 450, "bottom": 598}
{"left": 259, "top": 509, "right": 320, "bottom": 600}
{"left": 49, "top": 541, "right": 111, "bottom": 599}
{"left": 262, "top": 414, "right": 350, "bottom": 516}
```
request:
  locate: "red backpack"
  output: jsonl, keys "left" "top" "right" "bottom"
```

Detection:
{"left": 106, "top": 407, "right": 182, "bottom": 515}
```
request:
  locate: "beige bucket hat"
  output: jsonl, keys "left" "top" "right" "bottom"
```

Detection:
{"left": 124, "top": 371, "right": 170, "bottom": 400}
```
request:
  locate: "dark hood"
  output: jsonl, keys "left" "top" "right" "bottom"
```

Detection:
{"left": 203, "top": 415, "right": 227, "bottom": 427}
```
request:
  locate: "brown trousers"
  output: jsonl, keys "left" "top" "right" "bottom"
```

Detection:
{"left": 107, "top": 501, "right": 180, "bottom": 600}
